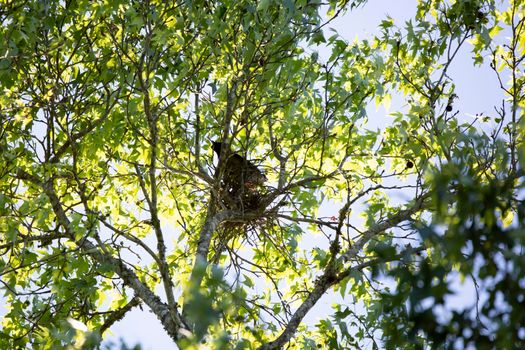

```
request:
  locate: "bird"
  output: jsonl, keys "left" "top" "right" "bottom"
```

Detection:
{"left": 212, "top": 141, "right": 267, "bottom": 199}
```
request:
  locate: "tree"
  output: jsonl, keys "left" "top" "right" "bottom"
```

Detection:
{"left": 0, "top": 0, "right": 523, "bottom": 348}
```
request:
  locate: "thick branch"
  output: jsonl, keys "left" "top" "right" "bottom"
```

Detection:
{"left": 340, "top": 193, "right": 430, "bottom": 263}
{"left": 257, "top": 273, "right": 335, "bottom": 350}
{"left": 99, "top": 296, "right": 142, "bottom": 335}
{"left": 14, "top": 168, "right": 189, "bottom": 342}
{"left": 137, "top": 51, "right": 179, "bottom": 327}
{"left": 258, "top": 193, "right": 430, "bottom": 349}
{"left": 187, "top": 206, "right": 236, "bottom": 287}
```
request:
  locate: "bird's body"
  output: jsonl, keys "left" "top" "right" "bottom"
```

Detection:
{"left": 212, "top": 141, "right": 267, "bottom": 206}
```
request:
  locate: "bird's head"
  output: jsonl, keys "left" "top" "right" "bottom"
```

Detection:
{"left": 212, "top": 141, "right": 222, "bottom": 156}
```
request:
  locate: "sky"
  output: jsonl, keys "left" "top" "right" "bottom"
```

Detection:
{"left": 104, "top": 1, "right": 507, "bottom": 348}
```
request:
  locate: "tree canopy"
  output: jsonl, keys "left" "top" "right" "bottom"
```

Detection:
{"left": 1, "top": 0, "right": 524, "bottom": 349}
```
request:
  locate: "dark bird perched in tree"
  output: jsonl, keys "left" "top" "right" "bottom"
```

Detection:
{"left": 446, "top": 93, "right": 458, "bottom": 112}
{"left": 212, "top": 141, "right": 267, "bottom": 208}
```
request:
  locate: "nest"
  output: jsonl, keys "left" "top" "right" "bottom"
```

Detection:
{"left": 211, "top": 214, "right": 274, "bottom": 265}
{"left": 211, "top": 186, "right": 273, "bottom": 264}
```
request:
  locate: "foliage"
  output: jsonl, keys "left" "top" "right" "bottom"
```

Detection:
{"left": 0, "top": 0, "right": 523, "bottom": 349}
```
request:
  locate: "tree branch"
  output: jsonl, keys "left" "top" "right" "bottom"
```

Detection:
{"left": 99, "top": 295, "right": 142, "bottom": 335}
{"left": 258, "top": 193, "right": 431, "bottom": 349}
{"left": 14, "top": 168, "right": 190, "bottom": 342}
{"left": 340, "top": 193, "right": 430, "bottom": 263}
